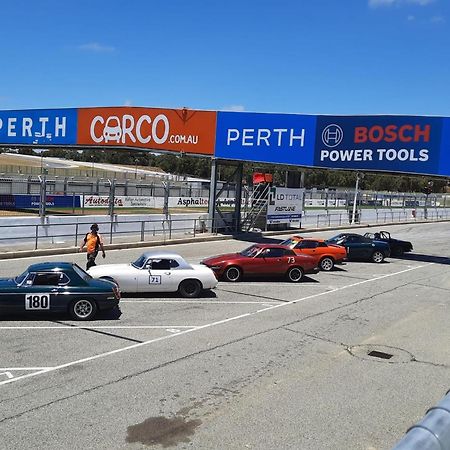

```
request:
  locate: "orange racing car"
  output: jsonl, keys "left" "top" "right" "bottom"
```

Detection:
{"left": 280, "top": 236, "right": 347, "bottom": 271}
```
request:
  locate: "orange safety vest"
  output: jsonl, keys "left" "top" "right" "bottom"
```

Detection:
{"left": 84, "top": 232, "right": 102, "bottom": 254}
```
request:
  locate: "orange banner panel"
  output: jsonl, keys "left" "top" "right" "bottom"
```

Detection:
{"left": 77, "top": 107, "right": 216, "bottom": 155}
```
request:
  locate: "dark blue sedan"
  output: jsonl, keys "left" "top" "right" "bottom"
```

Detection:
{"left": 326, "top": 233, "right": 390, "bottom": 263}
{"left": 0, "top": 262, "right": 120, "bottom": 320}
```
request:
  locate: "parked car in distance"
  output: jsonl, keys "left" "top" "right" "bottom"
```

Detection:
{"left": 363, "top": 231, "right": 413, "bottom": 256}
{"left": 201, "top": 244, "right": 319, "bottom": 282}
{"left": 0, "top": 262, "right": 120, "bottom": 320}
{"left": 280, "top": 236, "right": 347, "bottom": 271}
{"left": 326, "top": 233, "right": 390, "bottom": 263}
{"left": 88, "top": 251, "right": 218, "bottom": 298}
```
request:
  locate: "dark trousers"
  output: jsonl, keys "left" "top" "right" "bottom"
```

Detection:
{"left": 86, "top": 251, "right": 98, "bottom": 270}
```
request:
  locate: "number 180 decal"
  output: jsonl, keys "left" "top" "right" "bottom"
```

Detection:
{"left": 25, "top": 294, "right": 50, "bottom": 310}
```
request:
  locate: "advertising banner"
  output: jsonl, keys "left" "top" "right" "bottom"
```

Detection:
{"left": 0, "top": 109, "right": 77, "bottom": 145}
{"left": 267, "top": 187, "right": 303, "bottom": 225}
{"left": 77, "top": 107, "right": 216, "bottom": 155}
{"left": 11, "top": 194, "right": 80, "bottom": 209}
{"left": 83, "top": 195, "right": 240, "bottom": 209}
{"left": 314, "top": 115, "right": 444, "bottom": 175}
{"left": 215, "top": 112, "right": 317, "bottom": 165}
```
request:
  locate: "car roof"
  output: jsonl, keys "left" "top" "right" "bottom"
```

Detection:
{"left": 140, "top": 251, "right": 186, "bottom": 260}
{"left": 27, "top": 262, "right": 74, "bottom": 272}
{"left": 251, "top": 244, "right": 290, "bottom": 249}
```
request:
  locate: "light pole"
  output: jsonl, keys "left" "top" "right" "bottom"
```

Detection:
{"left": 351, "top": 172, "right": 362, "bottom": 225}
{"left": 134, "top": 158, "right": 139, "bottom": 179}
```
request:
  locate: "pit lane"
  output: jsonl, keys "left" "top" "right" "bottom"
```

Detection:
{"left": 0, "top": 221, "right": 449, "bottom": 449}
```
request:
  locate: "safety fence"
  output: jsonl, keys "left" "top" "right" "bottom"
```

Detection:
{"left": 2, "top": 207, "right": 450, "bottom": 253}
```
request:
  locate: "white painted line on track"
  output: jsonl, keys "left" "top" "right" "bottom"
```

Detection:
{"left": 0, "top": 367, "right": 52, "bottom": 371}
{"left": 0, "top": 325, "right": 198, "bottom": 330}
{"left": 120, "top": 300, "right": 279, "bottom": 304}
{"left": 0, "top": 262, "right": 432, "bottom": 387}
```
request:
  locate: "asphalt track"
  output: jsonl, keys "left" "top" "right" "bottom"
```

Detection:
{"left": 0, "top": 222, "right": 449, "bottom": 449}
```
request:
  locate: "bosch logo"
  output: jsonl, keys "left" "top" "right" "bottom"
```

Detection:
{"left": 322, "top": 124, "right": 344, "bottom": 148}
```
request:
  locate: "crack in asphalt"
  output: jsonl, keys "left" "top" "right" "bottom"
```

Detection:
{"left": 411, "top": 282, "right": 450, "bottom": 293}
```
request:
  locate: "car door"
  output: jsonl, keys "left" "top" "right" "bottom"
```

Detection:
{"left": 345, "top": 236, "right": 366, "bottom": 259}
{"left": 294, "top": 240, "right": 319, "bottom": 257}
{"left": 253, "top": 248, "right": 288, "bottom": 275}
{"left": 138, "top": 258, "right": 174, "bottom": 292}
{"left": 25, "top": 272, "right": 66, "bottom": 313}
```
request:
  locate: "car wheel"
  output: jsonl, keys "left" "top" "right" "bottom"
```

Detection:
{"left": 372, "top": 251, "right": 385, "bottom": 263}
{"left": 178, "top": 279, "right": 202, "bottom": 298}
{"left": 223, "top": 266, "right": 242, "bottom": 282}
{"left": 392, "top": 246, "right": 404, "bottom": 257}
{"left": 286, "top": 266, "right": 304, "bottom": 282}
{"left": 69, "top": 299, "right": 97, "bottom": 321}
{"left": 319, "top": 257, "right": 334, "bottom": 271}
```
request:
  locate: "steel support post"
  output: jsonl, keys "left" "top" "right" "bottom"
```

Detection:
{"left": 233, "top": 163, "right": 243, "bottom": 231}
{"left": 208, "top": 159, "right": 218, "bottom": 232}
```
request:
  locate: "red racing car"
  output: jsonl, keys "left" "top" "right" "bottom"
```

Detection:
{"left": 201, "top": 244, "right": 319, "bottom": 282}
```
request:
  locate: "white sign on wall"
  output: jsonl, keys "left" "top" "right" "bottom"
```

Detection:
{"left": 267, "top": 187, "right": 304, "bottom": 225}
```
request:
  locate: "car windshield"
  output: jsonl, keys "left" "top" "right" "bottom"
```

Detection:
{"left": 280, "top": 238, "right": 297, "bottom": 247}
{"left": 14, "top": 270, "right": 29, "bottom": 285}
{"left": 240, "top": 245, "right": 261, "bottom": 257}
{"left": 132, "top": 255, "right": 147, "bottom": 269}
{"left": 72, "top": 264, "right": 91, "bottom": 281}
{"left": 326, "top": 235, "right": 344, "bottom": 245}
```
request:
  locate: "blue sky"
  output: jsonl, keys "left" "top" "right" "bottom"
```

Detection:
{"left": 0, "top": 0, "right": 449, "bottom": 116}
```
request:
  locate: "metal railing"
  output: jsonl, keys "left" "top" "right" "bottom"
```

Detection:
{"left": 392, "top": 390, "right": 450, "bottom": 450}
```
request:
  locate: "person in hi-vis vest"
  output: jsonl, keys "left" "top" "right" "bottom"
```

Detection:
{"left": 79, "top": 223, "right": 106, "bottom": 270}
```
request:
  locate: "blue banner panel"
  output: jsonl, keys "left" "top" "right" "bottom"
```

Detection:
{"left": 13, "top": 195, "right": 80, "bottom": 208}
{"left": 439, "top": 118, "right": 450, "bottom": 177}
{"left": 0, "top": 109, "right": 77, "bottom": 145}
{"left": 215, "top": 112, "right": 317, "bottom": 166}
{"left": 314, "top": 116, "right": 444, "bottom": 175}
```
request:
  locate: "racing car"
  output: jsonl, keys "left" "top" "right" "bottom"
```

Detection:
{"left": 326, "top": 233, "right": 390, "bottom": 263}
{"left": 280, "top": 236, "right": 347, "bottom": 271}
{"left": 0, "top": 262, "right": 120, "bottom": 320}
{"left": 201, "top": 243, "right": 319, "bottom": 282}
{"left": 88, "top": 251, "right": 218, "bottom": 298}
{"left": 363, "top": 231, "right": 413, "bottom": 256}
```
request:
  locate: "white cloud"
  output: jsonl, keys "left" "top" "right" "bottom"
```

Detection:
{"left": 407, "top": 14, "right": 416, "bottom": 20}
{"left": 369, "top": 0, "right": 435, "bottom": 7}
{"left": 221, "top": 104, "right": 245, "bottom": 112}
{"left": 124, "top": 100, "right": 133, "bottom": 106}
{"left": 430, "top": 15, "right": 445, "bottom": 22}
{"left": 78, "top": 42, "right": 115, "bottom": 53}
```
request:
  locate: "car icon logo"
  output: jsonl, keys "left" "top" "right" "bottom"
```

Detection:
{"left": 103, "top": 116, "right": 122, "bottom": 143}
{"left": 322, "top": 124, "right": 344, "bottom": 148}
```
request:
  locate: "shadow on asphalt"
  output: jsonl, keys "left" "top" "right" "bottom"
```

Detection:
{"left": 121, "top": 289, "right": 218, "bottom": 299}
{"left": 398, "top": 253, "right": 450, "bottom": 265}
{"left": 0, "top": 306, "right": 123, "bottom": 322}
{"left": 230, "top": 274, "right": 320, "bottom": 283}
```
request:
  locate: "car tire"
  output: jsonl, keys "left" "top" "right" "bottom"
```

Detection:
{"left": 223, "top": 266, "right": 242, "bottom": 282}
{"left": 69, "top": 299, "right": 97, "bottom": 321}
{"left": 286, "top": 266, "right": 304, "bottom": 282}
{"left": 371, "top": 251, "right": 385, "bottom": 263}
{"left": 392, "top": 246, "right": 404, "bottom": 257}
{"left": 178, "top": 279, "right": 202, "bottom": 298}
{"left": 319, "top": 257, "right": 334, "bottom": 271}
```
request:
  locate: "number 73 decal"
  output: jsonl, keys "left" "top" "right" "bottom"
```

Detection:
{"left": 287, "top": 257, "right": 295, "bottom": 264}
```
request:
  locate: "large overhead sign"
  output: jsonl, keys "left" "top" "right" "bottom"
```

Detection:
{"left": 215, "top": 112, "right": 316, "bottom": 165}
{"left": 77, "top": 107, "right": 216, "bottom": 155}
{"left": 314, "top": 116, "right": 444, "bottom": 176}
{"left": 0, "top": 107, "right": 449, "bottom": 177}
{"left": 0, "top": 109, "right": 77, "bottom": 145}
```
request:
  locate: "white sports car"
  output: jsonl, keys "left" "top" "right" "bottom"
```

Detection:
{"left": 88, "top": 251, "right": 218, "bottom": 298}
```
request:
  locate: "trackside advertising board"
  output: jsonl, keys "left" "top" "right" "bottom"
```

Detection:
{"left": 215, "top": 112, "right": 317, "bottom": 166}
{"left": 267, "top": 187, "right": 303, "bottom": 225}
